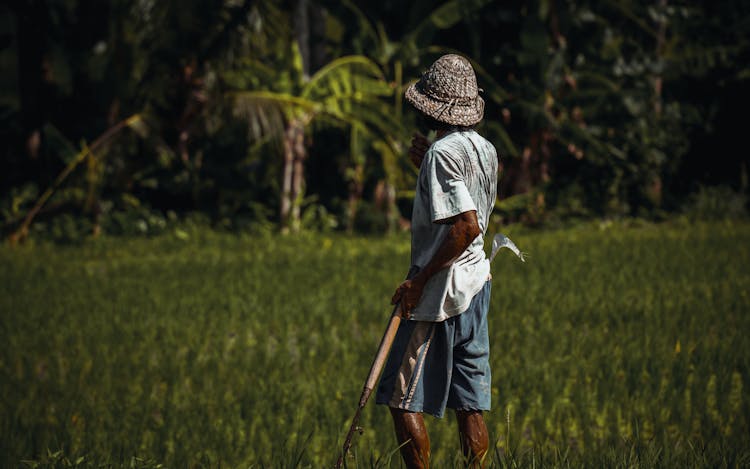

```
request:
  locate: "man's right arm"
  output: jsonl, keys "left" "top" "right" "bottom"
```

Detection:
{"left": 392, "top": 210, "right": 480, "bottom": 318}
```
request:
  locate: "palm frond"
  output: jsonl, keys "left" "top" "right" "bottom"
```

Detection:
{"left": 222, "top": 59, "right": 279, "bottom": 89}
{"left": 231, "top": 91, "right": 319, "bottom": 141}
{"left": 321, "top": 99, "right": 402, "bottom": 139}
{"left": 302, "top": 56, "right": 390, "bottom": 101}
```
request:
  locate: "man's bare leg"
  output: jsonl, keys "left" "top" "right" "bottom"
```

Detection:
{"left": 456, "top": 410, "right": 489, "bottom": 468}
{"left": 390, "top": 408, "right": 430, "bottom": 469}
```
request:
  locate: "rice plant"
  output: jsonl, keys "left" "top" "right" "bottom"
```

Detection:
{"left": 1, "top": 220, "right": 748, "bottom": 467}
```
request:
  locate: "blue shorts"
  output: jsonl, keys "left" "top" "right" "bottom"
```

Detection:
{"left": 375, "top": 281, "right": 491, "bottom": 418}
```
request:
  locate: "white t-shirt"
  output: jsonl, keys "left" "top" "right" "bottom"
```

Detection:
{"left": 408, "top": 130, "right": 498, "bottom": 322}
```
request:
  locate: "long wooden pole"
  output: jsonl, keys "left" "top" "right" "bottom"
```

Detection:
{"left": 335, "top": 304, "right": 402, "bottom": 468}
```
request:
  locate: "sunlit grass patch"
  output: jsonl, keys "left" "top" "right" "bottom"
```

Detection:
{"left": 1, "top": 220, "right": 748, "bottom": 467}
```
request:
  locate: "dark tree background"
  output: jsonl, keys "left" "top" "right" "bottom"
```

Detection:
{"left": 1, "top": 0, "right": 748, "bottom": 239}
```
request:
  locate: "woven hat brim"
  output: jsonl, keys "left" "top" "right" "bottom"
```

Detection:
{"left": 405, "top": 82, "right": 484, "bottom": 127}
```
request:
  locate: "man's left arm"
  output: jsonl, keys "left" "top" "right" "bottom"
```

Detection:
{"left": 392, "top": 210, "right": 481, "bottom": 318}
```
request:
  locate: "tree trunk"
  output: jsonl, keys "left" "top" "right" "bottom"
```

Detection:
{"left": 374, "top": 179, "right": 398, "bottom": 233}
{"left": 281, "top": 0, "right": 312, "bottom": 233}
{"left": 648, "top": 0, "right": 668, "bottom": 206}
{"left": 281, "top": 119, "right": 306, "bottom": 233}
{"left": 346, "top": 164, "right": 364, "bottom": 233}
{"left": 280, "top": 125, "right": 295, "bottom": 233}
{"left": 290, "top": 121, "right": 306, "bottom": 232}
{"left": 385, "top": 182, "right": 397, "bottom": 232}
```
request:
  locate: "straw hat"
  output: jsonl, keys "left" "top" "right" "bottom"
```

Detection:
{"left": 405, "top": 54, "right": 484, "bottom": 127}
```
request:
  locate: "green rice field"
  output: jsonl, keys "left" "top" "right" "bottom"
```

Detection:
{"left": 1, "top": 220, "right": 749, "bottom": 467}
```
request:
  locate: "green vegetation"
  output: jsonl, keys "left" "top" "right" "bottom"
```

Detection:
{"left": 3, "top": 1, "right": 749, "bottom": 239}
{"left": 3, "top": 2, "right": 749, "bottom": 467}
{"left": 2, "top": 220, "right": 748, "bottom": 467}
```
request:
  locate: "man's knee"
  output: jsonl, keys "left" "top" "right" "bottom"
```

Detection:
{"left": 390, "top": 408, "right": 428, "bottom": 440}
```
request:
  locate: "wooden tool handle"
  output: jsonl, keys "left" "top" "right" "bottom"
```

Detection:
{"left": 364, "top": 305, "right": 402, "bottom": 392}
{"left": 336, "top": 304, "right": 403, "bottom": 468}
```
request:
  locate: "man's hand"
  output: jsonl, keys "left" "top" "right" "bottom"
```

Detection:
{"left": 408, "top": 132, "right": 430, "bottom": 168}
{"left": 392, "top": 211, "right": 481, "bottom": 320}
{"left": 391, "top": 277, "right": 427, "bottom": 319}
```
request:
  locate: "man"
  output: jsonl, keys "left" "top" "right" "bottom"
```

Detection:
{"left": 375, "top": 54, "right": 498, "bottom": 468}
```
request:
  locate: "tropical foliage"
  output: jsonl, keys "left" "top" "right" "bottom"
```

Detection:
{"left": 1, "top": 0, "right": 748, "bottom": 239}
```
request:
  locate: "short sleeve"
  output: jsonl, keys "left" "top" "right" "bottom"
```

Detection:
{"left": 426, "top": 148, "right": 477, "bottom": 222}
